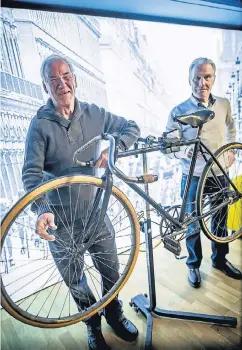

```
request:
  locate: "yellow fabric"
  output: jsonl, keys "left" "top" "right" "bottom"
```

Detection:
{"left": 227, "top": 175, "right": 242, "bottom": 231}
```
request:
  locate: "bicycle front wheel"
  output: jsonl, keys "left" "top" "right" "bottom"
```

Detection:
{"left": 197, "top": 143, "right": 242, "bottom": 243}
{"left": 0, "top": 175, "right": 140, "bottom": 328}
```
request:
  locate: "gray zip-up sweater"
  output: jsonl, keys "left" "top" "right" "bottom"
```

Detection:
{"left": 22, "top": 98, "right": 140, "bottom": 221}
{"left": 166, "top": 94, "right": 236, "bottom": 177}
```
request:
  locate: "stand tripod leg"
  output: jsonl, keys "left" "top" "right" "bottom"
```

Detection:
{"left": 130, "top": 294, "right": 237, "bottom": 350}
{"left": 154, "top": 305, "right": 237, "bottom": 326}
{"left": 130, "top": 294, "right": 153, "bottom": 349}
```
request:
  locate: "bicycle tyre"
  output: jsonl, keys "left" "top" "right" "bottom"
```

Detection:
{"left": 1, "top": 175, "right": 140, "bottom": 328}
{"left": 197, "top": 142, "right": 242, "bottom": 243}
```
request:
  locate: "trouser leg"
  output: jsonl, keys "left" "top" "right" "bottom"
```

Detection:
{"left": 48, "top": 218, "right": 96, "bottom": 312}
{"left": 19, "top": 229, "right": 25, "bottom": 247}
{"left": 6, "top": 235, "right": 13, "bottom": 258}
{"left": 181, "top": 175, "right": 202, "bottom": 268}
{"left": 205, "top": 176, "right": 229, "bottom": 264}
{"left": 88, "top": 214, "right": 121, "bottom": 317}
{"left": 48, "top": 213, "right": 121, "bottom": 314}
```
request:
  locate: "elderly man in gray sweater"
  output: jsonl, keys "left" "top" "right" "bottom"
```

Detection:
{"left": 22, "top": 54, "right": 140, "bottom": 350}
{"left": 166, "top": 57, "right": 242, "bottom": 288}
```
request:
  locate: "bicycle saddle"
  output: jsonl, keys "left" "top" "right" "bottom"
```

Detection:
{"left": 174, "top": 109, "right": 215, "bottom": 128}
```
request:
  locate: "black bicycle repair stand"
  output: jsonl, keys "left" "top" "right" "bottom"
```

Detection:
{"left": 129, "top": 150, "right": 237, "bottom": 350}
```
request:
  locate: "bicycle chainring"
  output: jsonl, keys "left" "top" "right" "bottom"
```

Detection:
{"left": 160, "top": 205, "right": 186, "bottom": 239}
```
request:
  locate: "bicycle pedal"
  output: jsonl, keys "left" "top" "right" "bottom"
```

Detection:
{"left": 163, "top": 236, "right": 181, "bottom": 256}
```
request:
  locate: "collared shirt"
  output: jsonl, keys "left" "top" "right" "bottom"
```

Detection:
{"left": 190, "top": 93, "right": 216, "bottom": 108}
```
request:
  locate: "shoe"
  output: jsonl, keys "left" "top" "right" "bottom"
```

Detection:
{"left": 9, "top": 258, "right": 15, "bottom": 267}
{"left": 212, "top": 260, "right": 242, "bottom": 280}
{"left": 87, "top": 325, "right": 111, "bottom": 350}
{"left": 106, "top": 313, "right": 138, "bottom": 342}
{"left": 188, "top": 268, "right": 201, "bottom": 288}
{"left": 86, "top": 315, "right": 111, "bottom": 350}
{"left": 105, "top": 299, "right": 138, "bottom": 342}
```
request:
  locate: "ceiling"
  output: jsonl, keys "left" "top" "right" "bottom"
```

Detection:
{"left": 2, "top": 0, "right": 242, "bottom": 30}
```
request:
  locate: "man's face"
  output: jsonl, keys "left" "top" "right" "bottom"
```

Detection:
{"left": 43, "top": 60, "right": 76, "bottom": 109}
{"left": 189, "top": 63, "right": 215, "bottom": 102}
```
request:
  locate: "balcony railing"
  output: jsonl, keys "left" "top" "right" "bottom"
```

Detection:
{"left": 1, "top": 71, "right": 43, "bottom": 101}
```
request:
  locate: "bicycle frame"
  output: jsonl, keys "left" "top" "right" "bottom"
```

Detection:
{"left": 109, "top": 127, "right": 240, "bottom": 233}
{"left": 73, "top": 129, "right": 240, "bottom": 240}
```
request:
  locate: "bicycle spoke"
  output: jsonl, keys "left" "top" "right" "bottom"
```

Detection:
{"left": 1, "top": 178, "right": 138, "bottom": 326}
{"left": 83, "top": 260, "right": 116, "bottom": 294}
{"left": 198, "top": 144, "right": 242, "bottom": 242}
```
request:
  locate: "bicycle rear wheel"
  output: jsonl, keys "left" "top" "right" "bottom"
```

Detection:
{"left": 0, "top": 175, "right": 140, "bottom": 328}
{"left": 197, "top": 143, "right": 242, "bottom": 243}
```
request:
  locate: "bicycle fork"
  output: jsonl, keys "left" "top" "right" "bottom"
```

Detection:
{"left": 78, "top": 169, "right": 113, "bottom": 255}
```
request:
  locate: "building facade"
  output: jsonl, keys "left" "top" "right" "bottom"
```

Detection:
{"left": 0, "top": 8, "right": 172, "bottom": 209}
{"left": 1, "top": 8, "right": 44, "bottom": 202}
{"left": 98, "top": 18, "right": 173, "bottom": 136}
{"left": 0, "top": 8, "right": 107, "bottom": 205}
{"left": 97, "top": 17, "right": 177, "bottom": 206}
{"left": 219, "top": 30, "right": 242, "bottom": 143}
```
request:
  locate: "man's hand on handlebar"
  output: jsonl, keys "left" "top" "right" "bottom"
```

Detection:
{"left": 227, "top": 150, "right": 235, "bottom": 167}
{"left": 95, "top": 148, "right": 109, "bottom": 168}
{"left": 36, "top": 213, "right": 57, "bottom": 241}
{"left": 186, "top": 146, "right": 202, "bottom": 159}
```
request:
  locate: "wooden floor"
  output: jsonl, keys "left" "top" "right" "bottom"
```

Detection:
{"left": 1, "top": 234, "right": 241, "bottom": 350}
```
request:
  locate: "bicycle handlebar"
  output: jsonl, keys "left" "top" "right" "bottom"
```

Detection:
{"left": 73, "top": 133, "right": 159, "bottom": 184}
{"left": 106, "top": 134, "right": 159, "bottom": 184}
{"left": 73, "top": 135, "right": 102, "bottom": 167}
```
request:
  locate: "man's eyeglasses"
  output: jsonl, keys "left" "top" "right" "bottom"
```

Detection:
{"left": 192, "top": 74, "right": 215, "bottom": 83}
{"left": 46, "top": 72, "right": 74, "bottom": 85}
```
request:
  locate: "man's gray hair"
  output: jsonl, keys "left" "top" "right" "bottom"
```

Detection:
{"left": 40, "top": 54, "right": 75, "bottom": 82}
{"left": 189, "top": 57, "right": 216, "bottom": 80}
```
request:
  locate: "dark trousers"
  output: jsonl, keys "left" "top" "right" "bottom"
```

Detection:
{"left": 181, "top": 174, "right": 229, "bottom": 269}
{"left": 48, "top": 214, "right": 121, "bottom": 317}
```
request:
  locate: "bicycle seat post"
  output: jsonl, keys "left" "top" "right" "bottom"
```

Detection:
{"left": 197, "top": 124, "right": 203, "bottom": 137}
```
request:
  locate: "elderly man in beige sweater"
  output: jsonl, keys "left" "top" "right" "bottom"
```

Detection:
{"left": 166, "top": 57, "right": 242, "bottom": 288}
